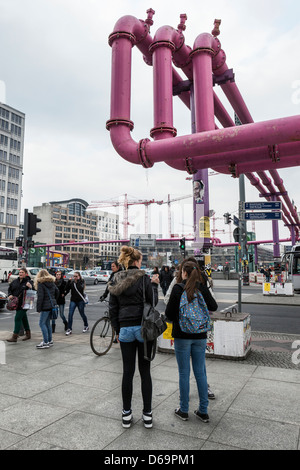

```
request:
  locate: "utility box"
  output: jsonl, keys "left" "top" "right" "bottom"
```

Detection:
{"left": 157, "top": 312, "right": 251, "bottom": 360}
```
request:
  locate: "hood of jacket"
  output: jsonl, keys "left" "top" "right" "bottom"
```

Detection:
{"left": 108, "top": 268, "right": 145, "bottom": 297}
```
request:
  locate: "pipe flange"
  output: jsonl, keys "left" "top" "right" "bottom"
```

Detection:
{"left": 108, "top": 31, "right": 136, "bottom": 47}
{"left": 106, "top": 119, "right": 134, "bottom": 131}
{"left": 138, "top": 138, "right": 153, "bottom": 168}
{"left": 150, "top": 126, "right": 177, "bottom": 139}
{"left": 185, "top": 158, "right": 197, "bottom": 174}
{"left": 149, "top": 40, "right": 176, "bottom": 54}
{"left": 190, "top": 46, "right": 215, "bottom": 58}
{"left": 268, "top": 144, "right": 280, "bottom": 162}
{"left": 228, "top": 163, "right": 237, "bottom": 178}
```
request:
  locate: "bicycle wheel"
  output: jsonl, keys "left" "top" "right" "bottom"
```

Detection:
{"left": 90, "top": 316, "right": 115, "bottom": 356}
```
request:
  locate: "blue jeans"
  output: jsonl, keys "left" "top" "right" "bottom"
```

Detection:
{"left": 119, "top": 326, "right": 144, "bottom": 343}
{"left": 52, "top": 304, "right": 67, "bottom": 325}
{"left": 67, "top": 300, "right": 88, "bottom": 330}
{"left": 174, "top": 338, "right": 208, "bottom": 414}
{"left": 39, "top": 310, "right": 52, "bottom": 344}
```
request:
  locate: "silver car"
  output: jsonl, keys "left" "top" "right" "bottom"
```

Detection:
{"left": 66, "top": 270, "right": 99, "bottom": 285}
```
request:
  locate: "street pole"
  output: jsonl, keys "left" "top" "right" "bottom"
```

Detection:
{"left": 238, "top": 174, "right": 247, "bottom": 312}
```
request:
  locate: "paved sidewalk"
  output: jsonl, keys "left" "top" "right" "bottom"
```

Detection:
{"left": 0, "top": 329, "right": 300, "bottom": 451}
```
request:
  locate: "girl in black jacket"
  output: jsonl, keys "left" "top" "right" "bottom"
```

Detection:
{"left": 108, "top": 246, "right": 159, "bottom": 429}
{"left": 6, "top": 268, "right": 34, "bottom": 343}
{"left": 34, "top": 269, "right": 59, "bottom": 349}
{"left": 165, "top": 261, "right": 218, "bottom": 423}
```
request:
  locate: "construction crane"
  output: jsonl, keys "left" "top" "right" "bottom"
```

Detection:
{"left": 87, "top": 194, "right": 163, "bottom": 238}
{"left": 151, "top": 194, "right": 192, "bottom": 237}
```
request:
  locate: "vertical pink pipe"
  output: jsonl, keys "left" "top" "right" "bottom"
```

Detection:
{"left": 192, "top": 33, "right": 215, "bottom": 131}
{"left": 110, "top": 37, "right": 133, "bottom": 121}
{"left": 150, "top": 42, "right": 176, "bottom": 139}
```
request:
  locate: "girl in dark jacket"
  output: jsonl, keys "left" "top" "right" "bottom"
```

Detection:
{"left": 53, "top": 271, "right": 68, "bottom": 332}
{"left": 35, "top": 269, "right": 59, "bottom": 349}
{"left": 165, "top": 261, "right": 218, "bottom": 423}
{"left": 7, "top": 268, "right": 34, "bottom": 343}
{"left": 108, "top": 246, "right": 159, "bottom": 429}
{"left": 64, "top": 272, "right": 89, "bottom": 336}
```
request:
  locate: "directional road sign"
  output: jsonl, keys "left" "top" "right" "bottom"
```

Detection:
{"left": 244, "top": 211, "right": 282, "bottom": 221}
{"left": 244, "top": 201, "right": 282, "bottom": 210}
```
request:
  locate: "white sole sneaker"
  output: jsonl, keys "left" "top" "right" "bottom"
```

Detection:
{"left": 142, "top": 412, "right": 153, "bottom": 428}
{"left": 122, "top": 410, "right": 133, "bottom": 428}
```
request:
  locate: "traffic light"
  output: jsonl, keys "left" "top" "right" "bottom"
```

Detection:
{"left": 16, "top": 236, "right": 23, "bottom": 247}
{"left": 179, "top": 237, "right": 185, "bottom": 252}
{"left": 223, "top": 212, "right": 232, "bottom": 224}
{"left": 27, "top": 213, "right": 42, "bottom": 237}
{"left": 249, "top": 254, "right": 254, "bottom": 263}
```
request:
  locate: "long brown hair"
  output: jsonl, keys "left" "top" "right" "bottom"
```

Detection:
{"left": 182, "top": 261, "right": 204, "bottom": 302}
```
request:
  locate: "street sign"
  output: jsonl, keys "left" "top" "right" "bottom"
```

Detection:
{"left": 233, "top": 215, "right": 239, "bottom": 226}
{"left": 244, "top": 212, "right": 282, "bottom": 220}
{"left": 244, "top": 201, "right": 282, "bottom": 210}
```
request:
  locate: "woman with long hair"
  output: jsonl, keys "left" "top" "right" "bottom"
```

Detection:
{"left": 108, "top": 246, "right": 159, "bottom": 429}
{"left": 65, "top": 271, "right": 89, "bottom": 336}
{"left": 165, "top": 261, "right": 218, "bottom": 423}
{"left": 35, "top": 269, "right": 59, "bottom": 349}
{"left": 6, "top": 268, "right": 33, "bottom": 343}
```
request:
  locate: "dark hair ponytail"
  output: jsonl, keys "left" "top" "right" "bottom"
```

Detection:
{"left": 182, "top": 261, "right": 204, "bottom": 302}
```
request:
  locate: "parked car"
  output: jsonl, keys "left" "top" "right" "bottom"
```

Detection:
{"left": 92, "top": 270, "right": 112, "bottom": 283}
{"left": 65, "top": 270, "right": 99, "bottom": 285}
{"left": 0, "top": 290, "right": 7, "bottom": 308}
{"left": 8, "top": 267, "right": 42, "bottom": 284}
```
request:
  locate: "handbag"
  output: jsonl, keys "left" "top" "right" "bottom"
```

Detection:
{"left": 22, "top": 289, "right": 37, "bottom": 310}
{"left": 141, "top": 275, "right": 167, "bottom": 361}
{"left": 74, "top": 283, "right": 88, "bottom": 304}
{"left": 45, "top": 286, "right": 59, "bottom": 320}
{"left": 7, "top": 296, "right": 19, "bottom": 311}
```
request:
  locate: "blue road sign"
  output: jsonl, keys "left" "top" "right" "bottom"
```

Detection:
{"left": 245, "top": 212, "right": 282, "bottom": 220}
{"left": 233, "top": 215, "right": 239, "bottom": 226}
{"left": 244, "top": 201, "right": 282, "bottom": 210}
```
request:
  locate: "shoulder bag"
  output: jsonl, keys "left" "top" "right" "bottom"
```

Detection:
{"left": 141, "top": 275, "right": 167, "bottom": 361}
{"left": 45, "top": 286, "right": 59, "bottom": 320}
{"left": 73, "top": 282, "right": 89, "bottom": 304}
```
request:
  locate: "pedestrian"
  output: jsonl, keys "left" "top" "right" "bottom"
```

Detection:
{"left": 53, "top": 270, "right": 68, "bottom": 332}
{"left": 164, "top": 257, "right": 216, "bottom": 400}
{"left": 99, "top": 260, "right": 122, "bottom": 302}
{"left": 165, "top": 261, "right": 218, "bottom": 423}
{"left": 65, "top": 271, "right": 89, "bottom": 336}
{"left": 265, "top": 267, "right": 271, "bottom": 282}
{"left": 160, "top": 265, "right": 173, "bottom": 296}
{"left": 6, "top": 268, "right": 34, "bottom": 343}
{"left": 35, "top": 269, "right": 59, "bottom": 349}
{"left": 108, "top": 245, "right": 159, "bottom": 429}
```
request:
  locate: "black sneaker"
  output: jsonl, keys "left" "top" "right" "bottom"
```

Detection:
{"left": 174, "top": 408, "right": 189, "bottom": 421}
{"left": 194, "top": 410, "right": 209, "bottom": 423}
{"left": 122, "top": 410, "right": 133, "bottom": 428}
{"left": 208, "top": 386, "right": 215, "bottom": 400}
{"left": 142, "top": 411, "right": 153, "bottom": 429}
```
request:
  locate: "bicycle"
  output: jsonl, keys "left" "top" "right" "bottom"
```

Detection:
{"left": 90, "top": 300, "right": 116, "bottom": 356}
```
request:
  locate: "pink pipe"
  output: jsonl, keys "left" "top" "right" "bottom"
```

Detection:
{"left": 269, "top": 169, "right": 300, "bottom": 227}
{"left": 192, "top": 33, "right": 215, "bottom": 131}
{"left": 213, "top": 237, "right": 297, "bottom": 247}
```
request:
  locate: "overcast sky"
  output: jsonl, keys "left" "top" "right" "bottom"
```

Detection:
{"left": 0, "top": 0, "right": 299, "bottom": 246}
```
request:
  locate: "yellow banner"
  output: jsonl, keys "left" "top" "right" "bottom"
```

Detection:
{"left": 199, "top": 216, "right": 210, "bottom": 238}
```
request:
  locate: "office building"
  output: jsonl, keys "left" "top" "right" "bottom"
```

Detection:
{"left": 33, "top": 199, "right": 120, "bottom": 268}
{"left": 0, "top": 102, "right": 25, "bottom": 247}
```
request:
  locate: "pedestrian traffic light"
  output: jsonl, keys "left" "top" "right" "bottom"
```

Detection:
{"left": 27, "top": 213, "right": 42, "bottom": 237}
{"left": 179, "top": 237, "right": 185, "bottom": 251}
